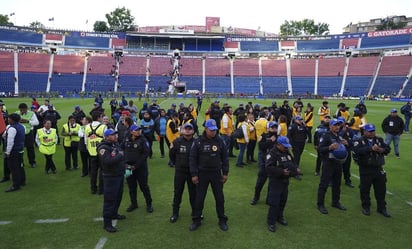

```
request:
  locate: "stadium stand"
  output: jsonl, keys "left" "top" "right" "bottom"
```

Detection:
{"left": 0, "top": 26, "right": 411, "bottom": 97}
{"left": 0, "top": 51, "right": 14, "bottom": 71}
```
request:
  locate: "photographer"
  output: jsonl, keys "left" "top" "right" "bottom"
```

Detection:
{"left": 265, "top": 136, "right": 300, "bottom": 232}
{"left": 353, "top": 123, "right": 391, "bottom": 217}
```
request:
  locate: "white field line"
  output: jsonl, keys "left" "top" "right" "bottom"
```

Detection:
{"left": 0, "top": 221, "right": 12, "bottom": 225}
{"left": 34, "top": 218, "right": 69, "bottom": 223}
{"left": 95, "top": 237, "right": 108, "bottom": 249}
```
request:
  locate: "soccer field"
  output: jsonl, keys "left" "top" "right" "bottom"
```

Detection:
{"left": 0, "top": 97, "right": 411, "bottom": 249}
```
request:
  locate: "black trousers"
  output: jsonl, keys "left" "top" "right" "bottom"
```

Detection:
{"left": 25, "top": 131, "right": 36, "bottom": 165}
{"left": 45, "top": 154, "right": 56, "bottom": 172}
{"left": 342, "top": 153, "right": 352, "bottom": 183}
{"left": 315, "top": 152, "right": 323, "bottom": 173}
{"left": 359, "top": 169, "right": 387, "bottom": 211}
{"left": 292, "top": 142, "right": 305, "bottom": 166}
{"left": 253, "top": 152, "right": 268, "bottom": 201}
{"left": 7, "top": 151, "right": 25, "bottom": 188}
{"left": 80, "top": 151, "right": 90, "bottom": 176}
{"left": 267, "top": 178, "right": 288, "bottom": 226}
{"left": 246, "top": 140, "right": 256, "bottom": 161}
{"left": 90, "top": 156, "right": 103, "bottom": 193}
{"left": 64, "top": 144, "right": 78, "bottom": 169}
{"left": 103, "top": 175, "right": 124, "bottom": 226}
{"left": 192, "top": 171, "right": 227, "bottom": 223}
{"left": 317, "top": 159, "right": 343, "bottom": 206}
{"left": 126, "top": 162, "right": 152, "bottom": 206}
{"left": 159, "top": 136, "right": 166, "bottom": 156}
{"left": 172, "top": 170, "right": 196, "bottom": 215}
{"left": 306, "top": 127, "right": 313, "bottom": 143}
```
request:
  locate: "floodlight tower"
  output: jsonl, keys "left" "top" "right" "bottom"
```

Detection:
{"left": 113, "top": 50, "right": 123, "bottom": 92}
{"left": 167, "top": 49, "right": 185, "bottom": 94}
{"left": 145, "top": 53, "right": 151, "bottom": 96}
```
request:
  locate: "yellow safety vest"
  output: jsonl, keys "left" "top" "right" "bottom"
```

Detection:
{"left": 319, "top": 107, "right": 330, "bottom": 122}
{"left": 85, "top": 123, "right": 106, "bottom": 156}
{"left": 17, "top": 111, "right": 34, "bottom": 134}
{"left": 62, "top": 123, "right": 81, "bottom": 147}
{"left": 304, "top": 111, "right": 314, "bottom": 128}
{"left": 255, "top": 118, "right": 268, "bottom": 141}
{"left": 350, "top": 116, "right": 361, "bottom": 131}
{"left": 220, "top": 113, "right": 234, "bottom": 135}
{"left": 37, "top": 128, "right": 57, "bottom": 155}
{"left": 279, "top": 122, "right": 288, "bottom": 136}
{"left": 339, "top": 110, "right": 350, "bottom": 121}
{"left": 166, "top": 119, "right": 180, "bottom": 144}
{"left": 247, "top": 121, "right": 256, "bottom": 141}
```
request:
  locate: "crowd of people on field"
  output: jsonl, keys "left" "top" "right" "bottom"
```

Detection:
{"left": 0, "top": 95, "right": 410, "bottom": 233}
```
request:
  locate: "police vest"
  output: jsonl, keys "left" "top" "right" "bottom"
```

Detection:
{"left": 62, "top": 123, "right": 80, "bottom": 147}
{"left": 6, "top": 123, "right": 25, "bottom": 152}
{"left": 37, "top": 128, "right": 57, "bottom": 155}
{"left": 166, "top": 119, "right": 180, "bottom": 144}
{"left": 174, "top": 136, "right": 194, "bottom": 171}
{"left": 17, "top": 111, "right": 34, "bottom": 134}
{"left": 196, "top": 137, "right": 223, "bottom": 171}
{"left": 85, "top": 123, "right": 106, "bottom": 156}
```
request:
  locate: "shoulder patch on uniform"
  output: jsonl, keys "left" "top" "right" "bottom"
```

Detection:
{"left": 319, "top": 137, "right": 323, "bottom": 143}
{"left": 353, "top": 141, "right": 359, "bottom": 146}
{"left": 212, "top": 145, "right": 218, "bottom": 151}
{"left": 266, "top": 154, "right": 271, "bottom": 160}
{"left": 99, "top": 149, "right": 106, "bottom": 155}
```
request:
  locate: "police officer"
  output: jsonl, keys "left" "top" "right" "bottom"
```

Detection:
{"left": 338, "top": 117, "right": 357, "bottom": 188}
{"left": 313, "top": 115, "right": 330, "bottom": 175}
{"left": 353, "top": 124, "right": 391, "bottom": 217}
{"left": 287, "top": 116, "right": 307, "bottom": 179}
{"left": 317, "top": 118, "right": 349, "bottom": 214}
{"left": 250, "top": 121, "right": 278, "bottom": 205}
{"left": 169, "top": 123, "right": 196, "bottom": 223}
{"left": 97, "top": 129, "right": 126, "bottom": 233}
{"left": 84, "top": 112, "right": 106, "bottom": 194}
{"left": 265, "top": 136, "right": 300, "bottom": 232}
{"left": 123, "top": 124, "right": 153, "bottom": 213}
{"left": 3, "top": 113, "right": 25, "bottom": 192}
{"left": 189, "top": 119, "right": 229, "bottom": 231}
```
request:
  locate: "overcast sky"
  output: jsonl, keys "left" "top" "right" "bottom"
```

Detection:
{"left": 2, "top": 0, "right": 411, "bottom": 34}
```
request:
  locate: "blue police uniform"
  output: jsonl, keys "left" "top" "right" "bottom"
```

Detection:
{"left": 189, "top": 130, "right": 229, "bottom": 230}
{"left": 317, "top": 127, "right": 348, "bottom": 213}
{"left": 251, "top": 130, "right": 277, "bottom": 204}
{"left": 97, "top": 138, "right": 125, "bottom": 232}
{"left": 169, "top": 135, "right": 196, "bottom": 222}
{"left": 353, "top": 124, "right": 391, "bottom": 217}
{"left": 123, "top": 129, "right": 152, "bottom": 212}
{"left": 313, "top": 122, "right": 329, "bottom": 174}
{"left": 265, "top": 140, "right": 298, "bottom": 232}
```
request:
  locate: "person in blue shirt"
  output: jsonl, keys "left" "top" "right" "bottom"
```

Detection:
{"left": 140, "top": 112, "right": 155, "bottom": 158}
{"left": 155, "top": 109, "right": 168, "bottom": 158}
